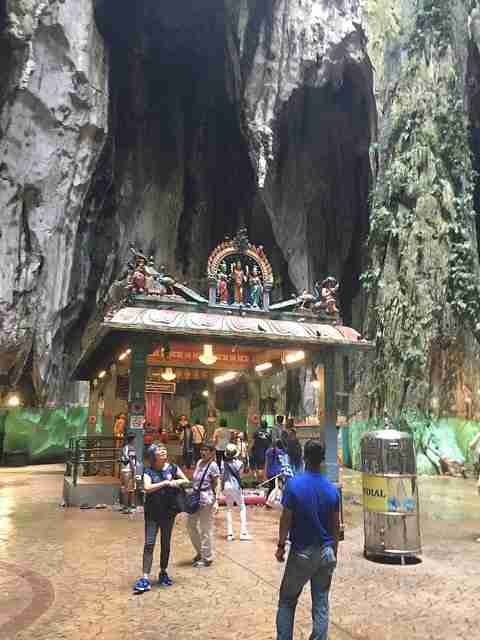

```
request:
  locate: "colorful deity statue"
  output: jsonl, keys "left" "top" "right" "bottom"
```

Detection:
{"left": 218, "top": 262, "right": 229, "bottom": 304}
{"left": 250, "top": 265, "right": 263, "bottom": 307}
{"left": 232, "top": 260, "right": 245, "bottom": 304}
{"left": 129, "top": 256, "right": 147, "bottom": 294}
{"left": 318, "top": 277, "right": 339, "bottom": 314}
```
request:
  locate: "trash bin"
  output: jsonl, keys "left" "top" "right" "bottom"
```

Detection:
{"left": 361, "top": 429, "right": 421, "bottom": 560}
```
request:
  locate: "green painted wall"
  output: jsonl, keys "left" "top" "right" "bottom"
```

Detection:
{"left": 347, "top": 414, "right": 480, "bottom": 475}
{"left": 1, "top": 407, "right": 89, "bottom": 464}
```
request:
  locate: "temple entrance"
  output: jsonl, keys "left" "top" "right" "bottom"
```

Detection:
{"left": 68, "top": 229, "right": 371, "bottom": 507}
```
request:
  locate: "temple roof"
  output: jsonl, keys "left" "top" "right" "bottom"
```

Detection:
{"left": 73, "top": 303, "right": 372, "bottom": 380}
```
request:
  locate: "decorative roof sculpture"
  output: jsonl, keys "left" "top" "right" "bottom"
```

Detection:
{"left": 207, "top": 228, "right": 274, "bottom": 309}
{"left": 270, "top": 277, "right": 340, "bottom": 321}
{"left": 104, "top": 244, "right": 208, "bottom": 316}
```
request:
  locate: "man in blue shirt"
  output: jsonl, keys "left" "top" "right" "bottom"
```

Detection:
{"left": 275, "top": 440, "right": 340, "bottom": 640}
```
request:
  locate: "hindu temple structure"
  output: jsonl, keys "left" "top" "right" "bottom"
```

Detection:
{"left": 67, "top": 230, "right": 372, "bottom": 505}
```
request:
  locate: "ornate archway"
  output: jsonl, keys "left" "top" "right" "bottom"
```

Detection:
{"left": 206, "top": 228, "right": 274, "bottom": 308}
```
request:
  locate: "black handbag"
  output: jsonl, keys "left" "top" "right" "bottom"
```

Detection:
{"left": 175, "top": 462, "right": 212, "bottom": 515}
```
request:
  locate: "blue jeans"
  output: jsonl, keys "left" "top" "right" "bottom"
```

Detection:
{"left": 276, "top": 544, "right": 336, "bottom": 640}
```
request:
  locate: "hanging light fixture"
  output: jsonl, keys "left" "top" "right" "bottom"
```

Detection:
{"left": 255, "top": 362, "right": 273, "bottom": 373}
{"left": 6, "top": 393, "right": 21, "bottom": 407}
{"left": 98, "top": 370, "right": 107, "bottom": 379}
{"left": 199, "top": 344, "right": 217, "bottom": 365}
{"left": 202, "top": 390, "right": 209, "bottom": 398}
{"left": 214, "top": 371, "right": 237, "bottom": 385}
{"left": 161, "top": 367, "right": 176, "bottom": 382}
{"left": 284, "top": 350, "right": 305, "bottom": 365}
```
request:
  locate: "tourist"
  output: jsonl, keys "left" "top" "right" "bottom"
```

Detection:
{"left": 222, "top": 444, "right": 252, "bottom": 541}
{"left": 120, "top": 433, "right": 137, "bottom": 513}
{"left": 191, "top": 417, "right": 206, "bottom": 463}
{"left": 113, "top": 412, "right": 127, "bottom": 439}
{"left": 275, "top": 440, "right": 340, "bottom": 640}
{"left": 159, "top": 427, "right": 169, "bottom": 445}
{"left": 143, "top": 421, "right": 155, "bottom": 452}
{"left": 236, "top": 431, "right": 249, "bottom": 471}
{"left": 113, "top": 412, "right": 127, "bottom": 476}
{"left": 187, "top": 442, "right": 220, "bottom": 567}
{"left": 272, "top": 415, "right": 287, "bottom": 445}
{"left": 133, "top": 445, "right": 189, "bottom": 594}
{"left": 286, "top": 428, "right": 303, "bottom": 475}
{"left": 213, "top": 418, "right": 231, "bottom": 469}
{"left": 265, "top": 440, "right": 289, "bottom": 498}
{"left": 251, "top": 420, "right": 272, "bottom": 480}
{"left": 176, "top": 414, "right": 190, "bottom": 434}
{"left": 180, "top": 421, "right": 194, "bottom": 469}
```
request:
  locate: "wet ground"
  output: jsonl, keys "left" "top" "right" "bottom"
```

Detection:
{"left": 0, "top": 465, "right": 479, "bottom": 640}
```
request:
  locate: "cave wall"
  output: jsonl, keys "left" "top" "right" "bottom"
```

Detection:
{"left": 0, "top": 0, "right": 108, "bottom": 402}
{"left": 0, "top": 0, "right": 376, "bottom": 404}
{"left": 360, "top": 0, "right": 480, "bottom": 420}
{"left": 235, "top": 0, "right": 376, "bottom": 324}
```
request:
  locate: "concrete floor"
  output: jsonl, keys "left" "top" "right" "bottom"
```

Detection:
{"left": 0, "top": 465, "right": 479, "bottom": 640}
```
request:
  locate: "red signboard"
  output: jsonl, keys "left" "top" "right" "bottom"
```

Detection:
{"left": 150, "top": 342, "right": 251, "bottom": 369}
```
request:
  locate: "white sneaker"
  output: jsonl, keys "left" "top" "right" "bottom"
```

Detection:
{"left": 227, "top": 534, "right": 235, "bottom": 541}
{"left": 240, "top": 533, "right": 252, "bottom": 541}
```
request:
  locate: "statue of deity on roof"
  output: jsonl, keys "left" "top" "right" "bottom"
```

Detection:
{"left": 218, "top": 261, "right": 229, "bottom": 304}
{"left": 128, "top": 254, "right": 148, "bottom": 294}
{"left": 232, "top": 260, "right": 246, "bottom": 304}
{"left": 315, "top": 277, "right": 339, "bottom": 315}
{"left": 250, "top": 265, "right": 263, "bottom": 308}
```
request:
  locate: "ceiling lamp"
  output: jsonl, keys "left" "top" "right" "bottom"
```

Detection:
{"left": 6, "top": 393, "right": 21, "bottom": 408}
{"left": 161, "top": 367, "right": 176, "bottom": 382}
{"left": 255, "top": 362, "right": 273, "bottom": 373}
{"left": 118, "top": 349, "right": 131, "bottom": 361}
{"left": 98, "top": 370, "right": 107, "bottom": 379}
{"left": 202, "top": 390, "right": 209, "bottom": 397}
{"left": 199, "top": 344, "right": 217, "bottom": 366}
{"left": 284, "top": 350, "right": 305, "bottom": 365}
{"left": 214, "top": 371, "right": 237, "bottom": 385}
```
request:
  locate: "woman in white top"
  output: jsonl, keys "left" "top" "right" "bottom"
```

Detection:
{"left": 222, "top": 444, "right": 252, "bottom": 541}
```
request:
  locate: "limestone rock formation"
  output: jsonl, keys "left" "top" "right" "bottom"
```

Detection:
{"left": 0, "top": 0, "right": 375, "bottom": 403}
{"left": 4, "top": 0, "right": 479, "bottom": 419}
{"left": 0, "top": 0, "right": 108, "bottom": 402}
{"left": 361, "top": 0, "right": 480, "bottom": 419}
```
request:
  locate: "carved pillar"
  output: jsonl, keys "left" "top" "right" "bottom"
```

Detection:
{"left": 88, "top": 381, "right": 99, "bottom": 436}
{"left": 128, "top": 337, "right": 151, "bottom": 463}
{"left": 246, "top": 378, "right": 261, "bottom": 440}
{"left": 322, "top": 349, "right": 338, "bottom": 483}
{"left": 206, "top": 374, "right": 217, "bottom": 438}
{"left": 315, "top": 364, "right": 326, "bottom": 426}
{"left": 102, "top": 364, "right": 117, "bottom": 436}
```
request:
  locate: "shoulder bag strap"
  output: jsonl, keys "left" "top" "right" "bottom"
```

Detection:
{"left": 226, "top": 462, "right": 241, "bottom": 486}
{"left": 196, "top": 462, "right": 212, "bottom": 494}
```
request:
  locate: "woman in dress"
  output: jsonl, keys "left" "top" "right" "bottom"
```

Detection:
{"left": 187, "top": 442, "right": 220, "bottom": 567}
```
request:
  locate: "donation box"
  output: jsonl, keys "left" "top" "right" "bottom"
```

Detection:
{"left": 361, "top": 429, "right": 421, "bottom": 560}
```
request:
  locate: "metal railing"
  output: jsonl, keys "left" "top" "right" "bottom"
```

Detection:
{"left": 65, "top": 436, "right": 125, "bottom": 486}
